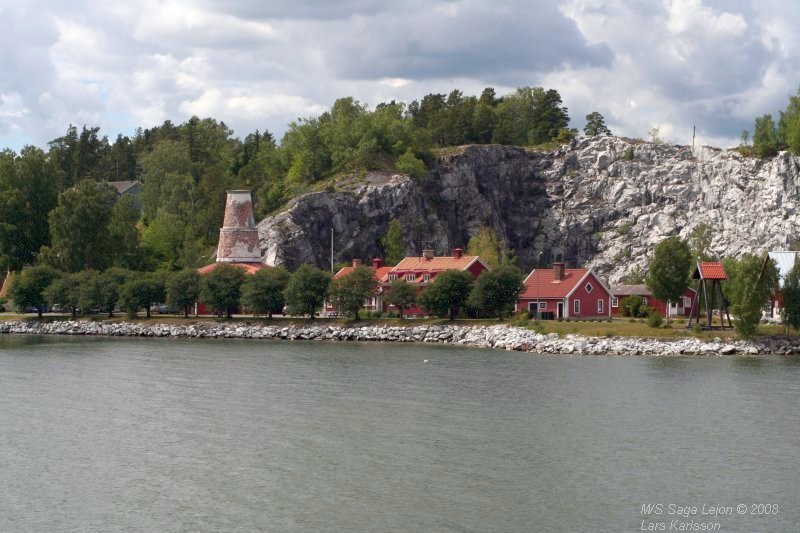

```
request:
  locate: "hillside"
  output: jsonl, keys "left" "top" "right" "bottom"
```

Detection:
{"left": 257, "top": 137, "right": 800, "bottom": 282}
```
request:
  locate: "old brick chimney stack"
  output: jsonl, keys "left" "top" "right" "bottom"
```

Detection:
{"left": 352, "top": 259, "right": 362, "bottom": 267}
{"left": 452, "top": 247, "right": 463, "bottom": 259}
{"left": 552, "top": 262, "right": 565, "bottom": 282}
{"left": 423, "top": 249, "right": 435, "bottom": 260}
{"left": 215, "top": 190, "right": 262, "bottom": 263}
{"left": 372, "top": 258, "right": 384, "bottom": 270}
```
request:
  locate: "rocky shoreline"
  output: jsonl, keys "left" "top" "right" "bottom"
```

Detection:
{"left": 3, "top": 320, "right": 800, "bottom": 356}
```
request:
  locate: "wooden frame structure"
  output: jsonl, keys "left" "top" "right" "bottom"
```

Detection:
{"left": 687, "top": 262, "right": 732, "bottom": 330}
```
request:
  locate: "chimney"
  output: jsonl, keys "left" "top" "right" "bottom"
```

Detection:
{"left": 352, "top": 259, "right": 362, "bottom": 268}
{"left": 553, "top": 262, "right": 565, "bottom": 282}
{"left": 452, "top": 247, "right": 463, "bottom": 259}
{"left": 423, "top": 249, "right": 435, "bottom": 261}
{"left": 215, "top": 190, "right": 262, "bottom": 263}
{"left": 372, "top": 258, "right": 384, "bottom": 270}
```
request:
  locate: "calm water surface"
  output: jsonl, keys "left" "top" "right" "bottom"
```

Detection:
{"left": 1, "top": 335, "right": 799, "bottom": 532}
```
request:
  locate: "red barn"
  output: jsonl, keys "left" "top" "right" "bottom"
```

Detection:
{"left": 516, "top": 262, "right": 611, "bottom": 319}
{"left": 610, "top": 285, "right": 696, "bottom": 317}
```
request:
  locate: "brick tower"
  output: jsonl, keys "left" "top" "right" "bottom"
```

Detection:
{"left": 215, "top": 190, "right": 262, "bottom": 263}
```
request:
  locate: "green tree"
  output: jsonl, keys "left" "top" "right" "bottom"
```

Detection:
{"left": 395, "top": 150, "right": 426, "bottom": 180}
{"left": 119, "top": 273, "right": 166, "bottom": 318}
{"left": 43, "top": 271, "right": 82, "bottom": 317}
{"left": 283, "top": 264, "right": 331, "bottom": 318}
{"left": 584, "top": 112, "right": 612, "bottom": 136}
{"left": 466, "top": 226, "right": 506, "bottom": 270}
{"left": 467, "top": 265, "right": 524, "bottom": 319}
{"left": 781, "top": 257, "right": 800, "bottom": 332}
{"left": 46, "top": 180, "right": 118, "bottom": 272}
{"left": 646, "top": 236, "right": 692, "bottom": 326}
{"left": 381, "top": 219, "right": 406, "bottom": 265}
{"left": 620, "top": 266, "right": 646, "bottom": 285}
{"left": 165, "top": 269, "right": 201, "bottom": 317}
{"left": 200, "top": 264, "right": 246, "bottom": 319}
{"left": 690, "top": 223, "right": 714, "bottom": 264}
{"left": 327, "top": 265, "right": 379, "bottom": 320}
{"left": 8, "top": 265, "right": 61, "bottom": 317}
{"left": 492, "top": 87, "right": 570, "bottom": 146}
{"left": 108, "top": 195, "right": 143, "bottom": 270}
{"left": 383, "top": 279, "right": 417, "bottom": 319}
{"left": 753, "top": 114, "right": 780, "bottom": 157}
{"left": 240, "top": 267, "right": 291, "bottom": 318}
{"left": 621, "top": 294, "right": 646, "bottom": 318}
{"left": 418, "top": 269, "right": 474, "bottom": 320}
{"left": 724, "top": 255, "right": 779, "bottom": 337}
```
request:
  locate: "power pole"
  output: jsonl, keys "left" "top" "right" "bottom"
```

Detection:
{"left": 330, "top": 228, "right": 334, "bottom": 273}
{"left": 692, "top": 125, "right": 696, "bottom": 149}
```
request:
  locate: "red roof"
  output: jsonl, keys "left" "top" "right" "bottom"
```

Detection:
{"left": 519, "top": 268, "right": 592, "bottom": 299}
{"left": 334, "top": 266, "right": 393, "bottom": 282}
{"left": 391, "top": 255, "right": 482, "bottom": 273}
{"left": 197, "top": 262, "right": 269, "bottom": 275}
{"left": 695, "top": 262, "right": 727, "bottom": 280}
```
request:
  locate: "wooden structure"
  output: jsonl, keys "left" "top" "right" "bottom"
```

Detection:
{"left": 516, "top": 263, "right": 612, "bottom": 320}
{"left": 687, "top": 262, "right": 732, "bottom": 330}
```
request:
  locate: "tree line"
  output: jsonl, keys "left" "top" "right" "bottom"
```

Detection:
{"left": 8, "top": 262, "right": 526, "bottom": 321}
{"left": 741, "top": 86, "right": 800, "bottom": 158}
{"left": 0, "top": 86, "right": 591, "bottom": 277}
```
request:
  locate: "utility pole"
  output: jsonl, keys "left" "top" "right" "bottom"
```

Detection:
{"left": 692, "top": 125, "right": 696, "bottom": 149}
{"left": 330, "top": 228, "right": 334, "bottom": 273}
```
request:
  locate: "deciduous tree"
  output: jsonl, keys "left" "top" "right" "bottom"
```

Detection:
{"left": 8, "top": 265, "right": 60, "bottom": 317}
{"left": 384, "top": 279, "right": 417, "bottom": 319}
{"left": 419, "top": 269, "right": 473, "bottom": 320}
{"left": 284, "top": 265, "right": 331, "bottom": 318}
{"left": 200, "top": 264, "right": 246, "bottom": 319}
{"left": 646, "top": 236, "right": 692, "bottom": 326}
{"left": 327, "top": 265, "right": 379, "bottom": 320}
{"left": 166, "top": 270, "right": 201, "bottom": 318}
{"left": 241, "top": 267, "right": 290, "bottom": 318}
{"left": 467, "top": 265, "right": 524, "bottom": 319}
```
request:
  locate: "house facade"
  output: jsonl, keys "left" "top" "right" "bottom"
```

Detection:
{"left": 516, "top": 262, "right": 611, "bottom": 319}
{"left": 764, "top": 251, "right": 800, "bottom": 319}
{"left": 610, "top": 284, "right": 696, "bottom": 317}
{"left": 326, "top": 258, "right": 393, "bottom": 315}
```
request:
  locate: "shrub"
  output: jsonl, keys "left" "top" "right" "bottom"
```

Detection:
{"left": 692, "top": 323, "right": 703, "bottom": 334}
{"left": 623, "top": 147, "right": 634, "bottom": 161}
{"left": 647, "top": 310, "right": 663, "bottom": 328}
{"left": 511, "top": 310, "right": 531, "bottom": 327}
{"left": 395, "top": 150, "right": 427, "bottom": 180}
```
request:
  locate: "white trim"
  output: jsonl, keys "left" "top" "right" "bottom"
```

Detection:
{"left": 585, "top": 281, "right": 594, "bottom": 293}
{"left": 611, "top": 297, "right": 619, "bottom": 308}
{"left": 566, "top": 270, "right": 613, "bottom": 301}
{"left": 405, "top": 273, "right": 415, "bottom": 282}
{"left": 573, "top": 299, "right": 580, "bottom": 315}
{"left": 464, "top": 256, "right": 491, "bottom": 273}
{"left": 597, "top": 299, "right": 604, "bottom": 313}
{"left": 423, "top": 273, "right": 430, "bottom": 282}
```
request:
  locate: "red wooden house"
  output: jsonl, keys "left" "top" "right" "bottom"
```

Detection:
{"left": 325, "top": 258, "right": 394, "bottom": 315}
{"left": 610, "top": 284, "right": 696, "bottom": 317}
{"left": 516, "top": 262, "right": 611, "bottom": 319}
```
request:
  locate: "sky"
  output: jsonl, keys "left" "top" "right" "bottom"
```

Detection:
{"left": 1, "top": 0, "right": 798, "bottom": 152}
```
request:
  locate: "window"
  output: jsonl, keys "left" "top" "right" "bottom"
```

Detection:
{"left": 611, "top": 297, "right": 619, "bottom": 308}
{"left": 597, "top": 299, "right": 604, "bottom": 313}
{"left": 389, "top": 274, "right": 397, "bottom": 281}
{"left": 423, "top": 273, "right": 430, "bottom": 282}
{"left": 585, "top": 282, "right": 594, "bottom": 293}
{"left": 539, "top": 302, "right": 547, "bottom": 309}
{"left": 684, "top": 296, "right": 692, "bottom": 307}
{"left": 406, "top": 273, "right": 415, "bottom": 282}
{"left": 573, "top": 299, "right": 580, "bottom": 315}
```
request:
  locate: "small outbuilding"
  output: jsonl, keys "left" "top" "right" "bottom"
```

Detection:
{"left": 516, "top": 262, "right": 611, "bottom": 320}
{"left": 610, "top": 284, "right": 696, "bottom": 317}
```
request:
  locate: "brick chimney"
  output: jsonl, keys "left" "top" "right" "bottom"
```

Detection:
{"left": 452, "top": 247, "right": 463, "bottom": 259}
{"left": 215, "top": 190, "right": 262, "bottom": 263}
{"left": 352, "top": 259, "right": 362, "bottom": 268}
{"left": 423, "top": 249, "right": 435, "bottom": 261}
{"left": 553, "top": 262, "right": 565, "bottom": 282}
{"left": 372, "top": 258, "right": 384, "bottom": 270}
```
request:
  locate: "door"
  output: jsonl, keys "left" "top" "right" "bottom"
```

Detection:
{"left": 557, "top": 301, "right": 564, "bottom": 319}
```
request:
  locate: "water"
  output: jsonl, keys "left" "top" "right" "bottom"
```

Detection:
{"left": 1, "top": 335, "right": 799, "bottom": 532}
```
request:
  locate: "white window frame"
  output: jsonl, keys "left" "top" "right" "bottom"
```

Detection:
{"left": 406, "top": 273, "right": 415, "bottom": 282}
{"left": 585, "top": 282, "right": 593, "bottom": 293}
{"left": 539, "top": 301, "right": 547, "bottom": 309}
{"left": 611, "top": 297, "right": 619, "bottom": 308}
{"left": 597, "top": 299, "right": 604, "bottom": 313}
{"left": 684, "top": 296, "right": 692, "bottom": 307}
{"left": 573, "top": 299, "right": 580, "bottom": 315}
{"left": 423, "top": 273, "right": 430, "bottom": 282}
{"left": 389, "top": 274, "right": 397, "bottom": 281}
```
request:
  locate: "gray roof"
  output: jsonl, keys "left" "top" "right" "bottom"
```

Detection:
{"left": 107, "top": 180, "right": 141, "bottom": 194}
{"left": 610, "top": 284, "right": 651, "bottom": 297}
{"left": 768, "top": 251, "right": 800, "bottom": 286}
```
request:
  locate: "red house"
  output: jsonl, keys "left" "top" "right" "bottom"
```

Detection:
{"left": 328, "top": 248, "right": 490, "bottom": 317}
{"left": 610, "top": 284, "right": 696, "bottom": 317}
{"left": 516, "top": 262, "right": 611, "bottom": 319}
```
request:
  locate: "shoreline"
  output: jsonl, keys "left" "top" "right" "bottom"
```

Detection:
{"left": 2, "top": 319, "right": 798, "bottom": 356}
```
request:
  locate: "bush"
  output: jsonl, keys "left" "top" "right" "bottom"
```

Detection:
{"left": 511, "top": 310, "right": 531, "bottom": 327}
{"left": 623, "top": 147, "right": 634, "bottom": 160}
{"left": 647, "top": 310, "right": 663, "bottom": 328}
{"left": 692, "top": 323, "right": 703, "bottom": 334}
{"left": 395, "top": 150, "right": 427, "bottom": 180}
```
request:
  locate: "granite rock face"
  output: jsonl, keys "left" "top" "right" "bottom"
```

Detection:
{"left": 257, "top": 138, "right": 800, "bottom": 281}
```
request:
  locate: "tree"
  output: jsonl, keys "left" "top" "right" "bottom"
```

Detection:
{"left": 240, "top": 267, "right": 290, "bottom": 318}
{"left": 200, "top": 264, "right": 246, "bottom": 319}
{"left": 584, "top": 112, "right": 611, "bottom": 136}
{"left": 467, "top": 226, "right": 506, "bottom": 270}
{"left": 689, "top": 223, "right": 714, "bottom": 264}
{"left": 43, "top": 272, "right": 82, "bottom": 317}
{"left": 283, "top": 264, "right": 331, "bottom": 318}
{"left": 327, "top": 265, "right": 379, "bottom": 320}
{"left": 8, "top": 265, "right": 60, "bottom": 317}
{"left": 752, "top": 114, "right": 780, "bottom": 158}
{"left": 119, "top": 273, "right": 165, "bottom": 318}
{"left": 467, "top": 265, "right": 524, "bottom": 319}
{"left": 383, "top": 279, "right": 417, "bottom": 319}
{"left": 108, "top": 195, "right": 143, "bottom": 270}
{"left": 165, "top": 270, "right": 201, "bottom": 318}
{"left": 724, "top": 255, "right": 779, "bottom": 337}
{"left": 646, "top": 236, "right": 692, "bottom": 326}
{"left": 395, "top": 150, "right": 426, "bottom": 180}
{"left": 648, "top": 126, "right": 663, "bottom": 144}
{"left": 46, "top": 180, "right": 118, "bottom": 272}
{"left": 381, "top": 219, "right": 405, "bottom": 265}
{"left": 419, "top": 269, "right": 474, "bottom": 319}
{"left": 782, "top": 257, "right": 800, "bottom": 332}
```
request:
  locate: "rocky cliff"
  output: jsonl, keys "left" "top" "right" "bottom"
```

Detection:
{"left": 257, "top": 137, "right": 800, "bottom": 282}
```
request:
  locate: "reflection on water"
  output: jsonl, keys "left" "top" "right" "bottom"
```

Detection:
{"left": 1, "top": 336, "right": 799, "bottom": 532}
